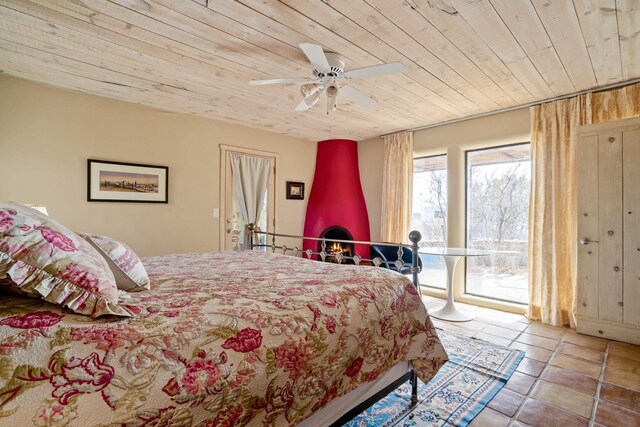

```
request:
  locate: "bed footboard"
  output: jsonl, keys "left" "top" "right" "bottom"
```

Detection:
{"left": 247, "top": 224, "right": 422, "bottom": 286}
{"left": 247, "top": 224, "right": 422, "bottom": 406}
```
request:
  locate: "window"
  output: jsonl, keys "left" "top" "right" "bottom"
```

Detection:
{"left": 412, "top": 155, "right": 447, "bottom": 289}
{"left": 466, "top": 143, "right": 531, "bottom": 304}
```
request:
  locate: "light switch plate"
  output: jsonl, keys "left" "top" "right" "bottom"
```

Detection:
{"left": 213, "top": 208, "right": 219, "bottom": 218}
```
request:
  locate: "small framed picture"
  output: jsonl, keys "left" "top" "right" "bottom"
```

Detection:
{"left": 286, "top": 181, "right": 305, "bottom": 200}
{"left": 88, "top": 159, "right": 169, "bottom": 203}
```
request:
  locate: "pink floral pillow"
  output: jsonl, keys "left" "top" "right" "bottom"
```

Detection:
{"left": 78, "top": 233, "right": 150, "bottom": 292}
{"left": 0, "top": 203, "right": 130, "bottom": 317}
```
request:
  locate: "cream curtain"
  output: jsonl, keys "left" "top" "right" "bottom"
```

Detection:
{"left": 229, "top": 153, "right": 272, "bottom": 249}
{"left": 381, "top": 131, "right": 413, "bottom": 243}
{"left": 529, "top": 83, "right": 640, "bottom": 327}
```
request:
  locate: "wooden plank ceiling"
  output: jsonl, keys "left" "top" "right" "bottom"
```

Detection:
{"left": 0, "top": 0, "right": 638, "bottom": 141}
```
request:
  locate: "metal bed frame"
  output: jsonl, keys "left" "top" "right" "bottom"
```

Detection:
{"left": 247, "top": 224, "right": 424, "bottom": 422}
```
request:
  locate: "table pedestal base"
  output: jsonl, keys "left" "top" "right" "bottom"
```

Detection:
{"left": 421, "top": 249, "right": 491, "bottom": 323}
{"left": 429, "top": 300, "right": 474, "bottom": 322}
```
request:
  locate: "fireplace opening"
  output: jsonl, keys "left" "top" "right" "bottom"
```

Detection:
{"left": 319, "top": 226, "right": 354, "bottom": 263}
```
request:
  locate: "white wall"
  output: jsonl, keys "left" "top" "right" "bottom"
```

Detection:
{"left": 0, "top": 76, "right": 316, "bottom": 256}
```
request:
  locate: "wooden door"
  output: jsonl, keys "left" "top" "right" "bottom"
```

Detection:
{"left": 577, "top": 131, "right": 623, "bottom": 322}
{"left": 623, "top": 129, "right": 640, "bottom": 326}
{"left": 598, "top": 130, "right": 624, "bottom": 322}
{"left": 577, "top": 117, "right": 640, "bottom": 343}
{"left": 576, "top": 134, "right": 600, "bottom": 320}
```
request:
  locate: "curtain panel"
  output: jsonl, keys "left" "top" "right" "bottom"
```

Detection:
{"left": 381, "top": 131, "right": 413, "bottom": 243}
{"left": 529, "top": 83, "right": 640, "bottom": 327}
{"left": 229, "top": 153, "right": 272, "bottom": 248}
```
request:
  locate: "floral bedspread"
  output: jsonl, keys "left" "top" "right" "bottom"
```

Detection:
{"left": 0, "top": 251, "right": 447, "bottom": 426}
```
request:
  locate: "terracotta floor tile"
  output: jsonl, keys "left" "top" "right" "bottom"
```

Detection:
{"left": 422, "top": 297, "right": 640, "bottom": 426}
{"left": 509, "top": 341, "right": 552, "bottom": 363}
{"left": 530, "top": 380, "right": 593, "bottom": 418}
{"left": 474, "top": 332, "right": 512, "bottom": 347}
{"left": 549, "top": 353, "right": 602, "bottom": 378}
{"left": 540, "top": 365, "right": 598, "bottom": 396}
{"left": 473, "top": 315, "right": 501, "bottom": 325}
{"left": 482, "top": 325, "right": 521, "bottom": 340}
{"left": 556, "top": 341, "right": 604, "bottom": 364}
{"left": 599, "top": 382, "right": 640, "bottom": 410}
{"left": 518, "top": 316, "right": 533, "bottom": 324}
{"left": 604, "top": 366, "right": 640, "bottom": 391}
{"left": 515, "top": 357, "right": 546, "bottom": 377}
{"left": 487, "top": 388, "right": 524, "bottom": 417}
{"left": 525, "top": 322, "right": 567, "bottom": 340}
{"left": 516, "top": 333, "right": 558, "bottom": 351}
{"left": 458, "top": 320, "right": 488, "bottom": 331}
{"left": 468, "top": 407, "right": 510, "bottom": 427}
{"left": 491, "top": 320, "right": 528, "bottom": 332}
{"left": 517, "top": 399, "right": 589, "bottom": 427}
{"left": 562, "top": 333, "right": 608, "bottom": 351}
{"left": 606, "top": 353, "right": 640, "bottom": 374}
{"left": 504, "top": 371, "right": 536, "bottom": 395}
{"left": 608, "top": 342, "right": 640, "bottom": 363}
{"left": 595, "top": 399, "right": 640, "bottom": 426}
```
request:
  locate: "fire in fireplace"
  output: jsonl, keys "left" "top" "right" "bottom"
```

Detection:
{"left": 319, "top": 226, "right": 354, "bottom": 263}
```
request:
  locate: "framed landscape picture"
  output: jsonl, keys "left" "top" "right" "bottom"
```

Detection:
{"left": 87, "top": 159, "right": 169, "bottom": 203}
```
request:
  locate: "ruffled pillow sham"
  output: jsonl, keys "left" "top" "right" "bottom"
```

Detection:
{"left": 78, "top": 233, "right": 150, "bottom": 292}
{"left": 0, "top": 203, "right": 130, "bottom": 317}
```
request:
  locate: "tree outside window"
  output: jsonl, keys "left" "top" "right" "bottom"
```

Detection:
{"left": 466, "top": 143, "right": 531, "bottom": 304}
{"left": 412, "top": 155, "right": 447, "bottom": 289}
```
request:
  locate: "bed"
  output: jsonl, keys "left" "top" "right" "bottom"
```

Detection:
{"left": 0, "top": 248, "right": 447, "bottom": 426}
{"left": 0, "top": 203, "right": 447, "bottom": 426}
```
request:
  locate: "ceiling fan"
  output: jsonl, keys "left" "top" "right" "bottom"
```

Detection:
{"left": 249, "top": 43, "right": 405, "bottom": 114}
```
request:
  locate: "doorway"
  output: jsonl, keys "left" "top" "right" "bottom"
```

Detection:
{"left": 220, "top": 145, "right": 277, "bottom": 251}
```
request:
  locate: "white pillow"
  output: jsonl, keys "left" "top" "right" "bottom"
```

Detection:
{"left": 78, "top": 233, "right": 150, "bottom": 292}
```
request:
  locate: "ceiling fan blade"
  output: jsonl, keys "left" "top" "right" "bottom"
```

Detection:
{"left": 295, "top": 99, "right": 311, "bottom": 112}
{"left": 249, "top": 77, "right": 312, "bottom": 86}
{"left": 344, "top": 62, "right": 405, "bottom": 79}
{"left": 295, "top": 91, "right": 321, "bottom": 111}
{"left": 340, "top": 85, "right": 376, "bottom": 108}
{"left": 299, "top": 43, "right": 331, "bottom": 72}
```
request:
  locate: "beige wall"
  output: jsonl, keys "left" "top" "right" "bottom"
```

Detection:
{"left": 359, "top": 108, "right": 530, "bottom": 242}
{"left": 0, "top": 76, "right": 316, "bottom": 256}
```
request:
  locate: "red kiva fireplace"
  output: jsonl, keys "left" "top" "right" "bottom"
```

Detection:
{"left": 303, "top": 139, "right": 370, "bottom": 260}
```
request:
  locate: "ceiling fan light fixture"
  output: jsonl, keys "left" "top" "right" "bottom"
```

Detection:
{"left": 326, "top": 83, "right": 339, "bottom": 98}
{"left": 305, "top": 91, "right": 321, "bottom": 108}
{"left": 301, "top": 83, "right": 322, "bottom": 98}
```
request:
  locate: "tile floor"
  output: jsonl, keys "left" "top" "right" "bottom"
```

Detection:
{"left": 422, "top": 296, "right": 640, "bottom": 427}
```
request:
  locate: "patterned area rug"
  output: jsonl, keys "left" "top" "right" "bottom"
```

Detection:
{"left": 345, "top": 329, "right": 524, "bottom": 427}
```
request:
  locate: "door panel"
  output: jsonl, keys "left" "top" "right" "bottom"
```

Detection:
{"left": 576, "top": 135, "right": 599, "bottom": 319}
{"left": 598, "top": 131, "right": 623, "bottom": 322}
{"left": 623, "top": 129, "right": 640, "bottom": 326}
